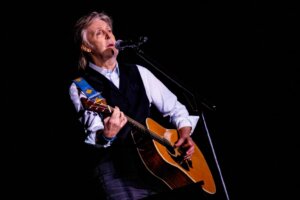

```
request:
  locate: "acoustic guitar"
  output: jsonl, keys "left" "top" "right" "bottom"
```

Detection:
{"left": 81, "top": 98, "right": 216, "bottom": 194}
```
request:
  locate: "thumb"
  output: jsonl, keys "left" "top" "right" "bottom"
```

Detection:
{"left": 174, "top": 137, "right": 184, "bottom": 147}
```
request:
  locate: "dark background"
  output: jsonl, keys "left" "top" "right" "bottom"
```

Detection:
{"left": 4, "top": 1, "right": 298, "bottom": 199}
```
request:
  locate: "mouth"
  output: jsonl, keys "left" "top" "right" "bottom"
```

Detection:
{"left": 107, "top": 43, "right": 115, "bottom": 48}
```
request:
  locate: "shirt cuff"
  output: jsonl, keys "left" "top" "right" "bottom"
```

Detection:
{"left": 176, "top": 115, "right": 200, "bottom": 135}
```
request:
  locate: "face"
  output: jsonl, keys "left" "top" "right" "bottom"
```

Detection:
{"left": 83, "top": 18, "right": 118, "bottom": 61}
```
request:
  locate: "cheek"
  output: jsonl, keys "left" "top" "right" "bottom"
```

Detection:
{"left": 92, "top": 42, "right": 105, "bottom": 51}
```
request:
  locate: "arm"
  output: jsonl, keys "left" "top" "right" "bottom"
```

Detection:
{"left": 69, "top": 83, "right": 127, "bottom": 147}
{"left": 137, "top": 66, "right": 199, "bottom": 159}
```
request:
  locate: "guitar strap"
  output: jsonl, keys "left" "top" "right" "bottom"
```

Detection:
{"left": 73, "top": 77, "right": 117, "bottom": 147}
{"left": 73, "top": 77, "right": 105, "bottom": 103}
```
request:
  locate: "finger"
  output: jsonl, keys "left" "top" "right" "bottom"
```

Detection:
{"left": 184, "top": 152, "right": 192, "bottom": 160}
{"left": 103, "top": 116, "right": 110, "bottom": 124}
{"left": 184, "top": 147, "right": 194, "bottom": 158}
{"left": 120, "top": 117, "right": 127, "bottom": 126}
{"left": 110, "top": 106, "right": 120, "bottom": 119}
{"left": 184, "top": 156, "right": 192, "bottom": 161}
{"left": 174, "top": 138, "right": 184, "bottom": 147}
{"left": 185, "top": 145, "right": 195, "bottom": 156}
{"left": 119, "top": 110, "right": 126, "bottom": 121}
{"left": 120, "top": 111, "right": 126, "bottom": 120}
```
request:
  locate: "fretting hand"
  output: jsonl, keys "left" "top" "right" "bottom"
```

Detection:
{"left": 103, "top": 106, "right": 128, "bottom": 138}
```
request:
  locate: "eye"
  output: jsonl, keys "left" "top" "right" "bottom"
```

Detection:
{"left": 96, "top": 30, "right": 102, "bottom": 36}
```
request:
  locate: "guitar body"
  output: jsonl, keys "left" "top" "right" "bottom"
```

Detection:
{"left": 131, "top": 118, "right": 216, "bottom": 194}
{"left": 80, "top": 98, "right": 216, "bottom": 194}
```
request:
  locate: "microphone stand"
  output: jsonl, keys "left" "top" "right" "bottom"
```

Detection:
{"left": 131, "top": 45, "right": 230, "bottom": 200}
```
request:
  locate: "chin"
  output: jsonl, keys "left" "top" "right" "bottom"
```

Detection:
{"left": 103, "top": 48, "right": 118, "bottom": 59}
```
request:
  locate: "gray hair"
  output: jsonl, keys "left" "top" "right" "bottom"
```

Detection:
{"left": 74, "top": 11, "right": 113, "bottom": 70}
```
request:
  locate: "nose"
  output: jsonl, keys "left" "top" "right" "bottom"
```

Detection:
{"left": 103, "top": 30, "right": 112, "bottom": 40}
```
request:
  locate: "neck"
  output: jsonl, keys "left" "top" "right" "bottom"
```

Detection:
{"left": 94, "top": 59, "right": 116, "bottom": 70}
{"left": 92, "top": 54, "right": 117, "bottom": 70}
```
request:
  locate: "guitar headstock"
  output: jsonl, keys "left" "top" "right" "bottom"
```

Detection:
{"left": 81, "top": 98, "right": 111, "bottom": 114}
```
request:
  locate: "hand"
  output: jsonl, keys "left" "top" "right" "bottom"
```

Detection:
{"left": 103, "top": 106, "right": 127, "bottom": 138}
{"left": 174, "top": 126, "right": 195, "bottom": 160}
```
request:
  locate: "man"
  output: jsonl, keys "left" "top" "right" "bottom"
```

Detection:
{"left": 69, "top": 11, "right": 200, "bottom": 200}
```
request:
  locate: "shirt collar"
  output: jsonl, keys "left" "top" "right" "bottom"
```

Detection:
{"left": 88, "top": 62, "right": 120, "bottom": 77}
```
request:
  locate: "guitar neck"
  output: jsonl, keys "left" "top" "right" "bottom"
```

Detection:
{"left": 81, "top": 98, "right": 173, "bottom": 149}
{"left": 107, "top": 105, "right": 172, "bottom": 148}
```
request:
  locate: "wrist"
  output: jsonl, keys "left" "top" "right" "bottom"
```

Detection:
{"left": 95, "top": 131, "right": 117, "bottom": 148}
{"left": 101, "top": 134, "right": 117, "bottom": 142}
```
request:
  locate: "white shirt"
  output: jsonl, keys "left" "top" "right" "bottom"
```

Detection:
{"left": 69, "top": 62, "right": 199, "bottom": 145}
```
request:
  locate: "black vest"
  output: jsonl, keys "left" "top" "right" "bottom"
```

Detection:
{"left": 82, "top": 63, "right": 150, "bottom": 144}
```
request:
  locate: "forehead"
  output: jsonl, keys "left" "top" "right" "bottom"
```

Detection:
{"left": 86, "top": 18, "right": 110, "bottom": 31}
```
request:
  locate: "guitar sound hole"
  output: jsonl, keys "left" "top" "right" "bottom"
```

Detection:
{"left": 167, "top": 146, "right": 175, "bottom": 155}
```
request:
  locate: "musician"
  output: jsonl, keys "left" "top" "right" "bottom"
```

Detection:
{"left": 69, "top": 11, "right": 200, "bottom": 200}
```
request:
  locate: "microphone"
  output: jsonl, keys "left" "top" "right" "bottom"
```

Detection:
{"left": 115, "top": 36, "right": 148, "bottom": 51}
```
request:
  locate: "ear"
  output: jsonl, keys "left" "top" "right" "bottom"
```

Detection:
{"left": 81, "top": 44, "right": 91, "bottom": 53}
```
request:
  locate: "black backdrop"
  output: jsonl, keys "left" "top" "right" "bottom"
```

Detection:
{"left": 4, "top": 1, "right": 298, "bottom": 199}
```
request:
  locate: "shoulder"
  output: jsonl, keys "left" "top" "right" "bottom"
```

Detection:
{"left": 119, "top": 63, "right": 151, "bottom": 75}
{"left": 136, "top": 64, "right": 153, "bottom": 76}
